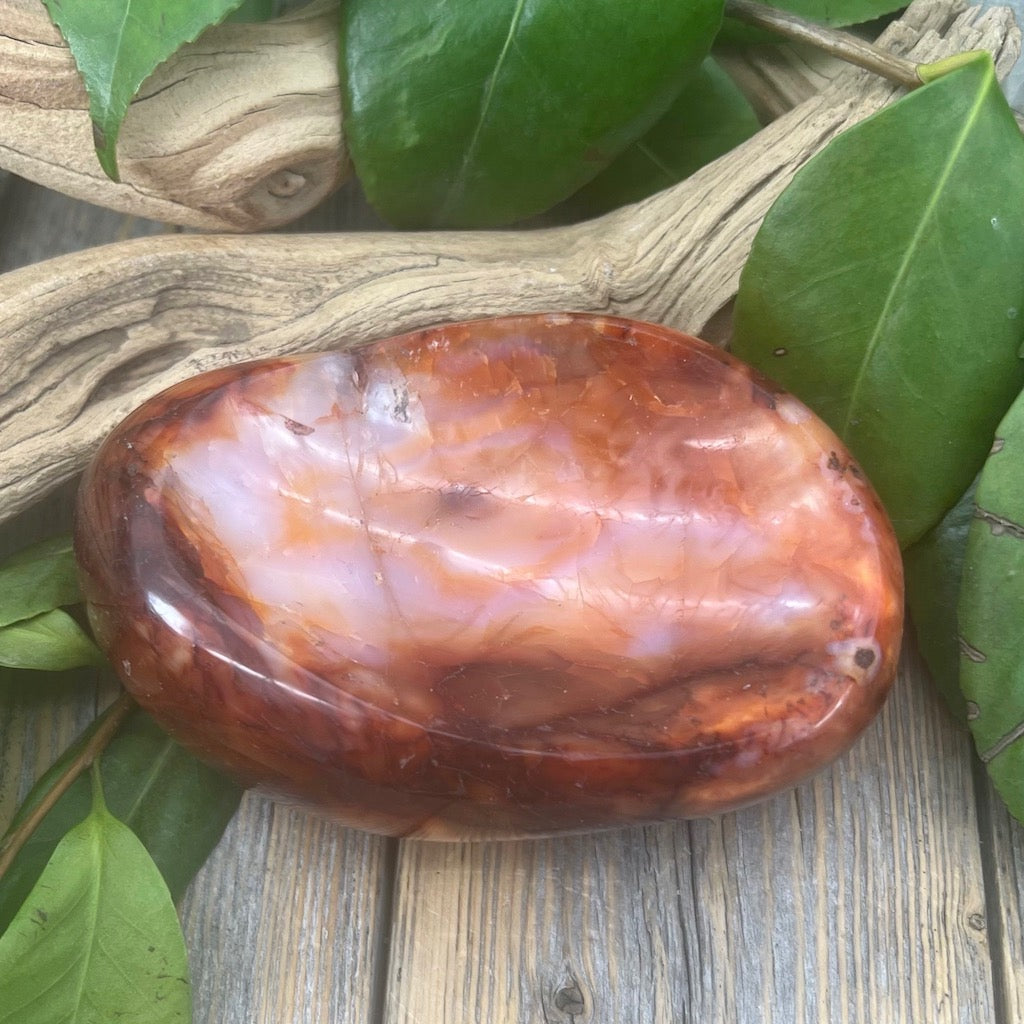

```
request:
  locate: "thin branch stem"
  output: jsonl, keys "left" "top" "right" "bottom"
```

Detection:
{"left": 0, "top": 691, "right": 135, "bottom": 881}
{"left": 724, "top": 0, "right": 923, "bottom": 90}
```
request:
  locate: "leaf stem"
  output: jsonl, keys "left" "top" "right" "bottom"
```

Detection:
{"left": 89, "top": 759, "right": 106, "bottom": 816}
{"left": 0, "top": 691, "right": 135, "bottom": 881}
{"left": 723, "top": 0, "right": 922, "bottom": 90}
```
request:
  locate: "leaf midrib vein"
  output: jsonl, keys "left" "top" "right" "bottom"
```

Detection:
{"left": 437, "top": 0, "right": 529, "bottom": 220}
{"left": 98, "top": 2, "right": 135, "bottom": 108}
{"left": 69, "top": 818, "right": 105, "bottom": 1024}
{"left": 840, "top": 75, "right": 992, "bottom": 439}
{"left": 122, "top": 739, "right": 176, "bottom": 827}
{"left": 635, "top": 142, "right": 677, "bottom": 186}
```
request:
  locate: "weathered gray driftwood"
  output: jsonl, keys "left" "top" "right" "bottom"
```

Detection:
{"left": 0, "top": 0, "right": 1017, "bottom": 529}
{"left": 0, "top": 0, "right": 346, "bottom": 230}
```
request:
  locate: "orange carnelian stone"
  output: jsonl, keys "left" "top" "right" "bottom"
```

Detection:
{"left": 76, "top": 314, "right": 903, "bottom": 838}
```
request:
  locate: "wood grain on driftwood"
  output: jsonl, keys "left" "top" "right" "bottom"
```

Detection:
{"left": 0, "top": 0, "right": 842, "bottom": 231}
{"left": 0, "top": 0, "right": 346, "bottom": 230}
{"left": 3, "top": 4, "right": 1024, "bottom": 1023}
{"left": 0, "top": 0, "right": 1018, "bottom": 532}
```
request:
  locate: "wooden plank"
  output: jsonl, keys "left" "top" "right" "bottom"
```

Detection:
{"left": 0, "top": 173, "right": 167, "bottom": 272}
{"left": 181, "top": 798, "right": 393, "bottom": 1024}
{"left": 978, "top": 783, "right": 1024, "bottom": 1022}
{"left": 384, "top": 650, "right": 997, "bottom": 1024}
{"left": 5, "top": 3, "right": 1024, "bottom": 1014}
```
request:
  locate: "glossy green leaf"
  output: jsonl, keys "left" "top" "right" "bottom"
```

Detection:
{"left": 0, "top": 709, "right": 242, "bottom": 934}
{"left": 0, "top": 769, "right": 191, "bottom": 1023}
{"left": 0, "top": 608, "right": 104, "bottom": 671}
{"left": 558, "top": 58, "right": 760, "bottom": 220}
{"left": 733, "top": 55, "right": 1024, "bottom": 547}
{"left": 342, "top": 0, "right": 724, "bottom": 227}
{"left": 0, "top": 534, "right": 80, "bottom": 629}
{"left": 40, "top": 0, "right": 247, "bottom": 179}
{"left": 959, "top": 400, "right": 1024, "bottom": 823}
{"left": 903, "top": 479, "right": 976, "bottom": 720}
{"left": 225, "top": 0, "right": 277, "bottom": 20}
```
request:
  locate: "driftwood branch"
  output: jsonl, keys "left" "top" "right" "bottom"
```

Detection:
{"left": 725, "top": 0, "right": 923, "bottom": 88}
{"left": 0, "top": 0, "right": 346, "bottom": 231}
{"left": 0, "top": 0, "right": 1017, "bottom": 528}
{"left": 0, "top": 0, "right": 850, "bottom": 231}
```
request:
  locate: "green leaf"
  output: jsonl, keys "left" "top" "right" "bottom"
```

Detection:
{"left": 557, "top": 58, "right": 760, "bottom": 220}
{"left": 903, "top": 479, "right": 976, "bottom": 720}
{"left": 732, "top": 54, "right": 1024, "bottom": 547}
{"left": 959, "top": 401, "right": 1024, "bottom": 824}
{"left": 342, "top": 0, "right": 724, "bottom": 227}
{"left": 40, "top": 0, "right": 248, "bottom": 179}
{"left": 0, "top": 534, "right": 81, "bottom": 629}
{"left": 0, "top": 768, "right": 191, "bottom": 1024}
{"left": 0, "top": 710, "right": 242, "bottom": 935}
{"left": 0, "top": 534, "right": 100, "bottom": 670}
{"left": 225, "top": 0, "right": 277, "bottom": 20}
{"left": 0, "top": 609, "right": 104, "bottom": 671}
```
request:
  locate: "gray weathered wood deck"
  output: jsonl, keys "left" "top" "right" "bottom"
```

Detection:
{"left": 2, "top": 22, "right": 1024, "bottom": 1018}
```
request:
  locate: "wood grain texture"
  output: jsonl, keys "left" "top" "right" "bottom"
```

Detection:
{"left": 0, "top": 173, "right": 168, "bottom": 272}
{"left": 2, "top": 3, "right": 1024, "bottom": 1022}
{"left": 980, "top": 782, "right": 1024, "bottom": 1023}
{"left": 0, "top": 0, "right": 346, "bottom": 230}
{"left": 383, "top": 649, "right": 997, "bottom": 1024}
{"left": 180, "top": 796, "right": 391, "bottom": 1024}
{"left": 0, "top": 0, "right": 1017, "bottom": 530}
{"left": 716, "top": 42, "right": 847, "bottom": 122}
